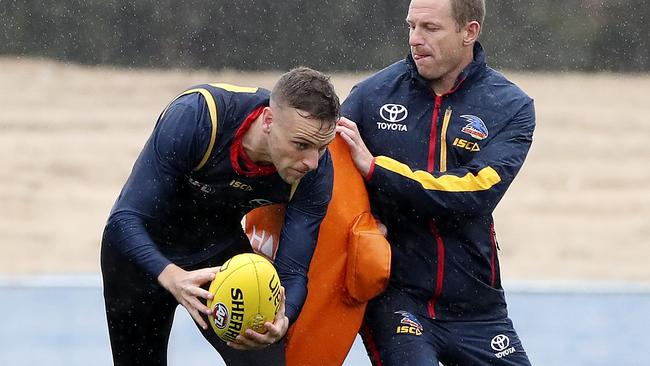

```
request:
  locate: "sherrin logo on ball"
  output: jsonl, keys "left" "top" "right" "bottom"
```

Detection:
{"left": 206, "top": 253, "right": 281, "bottom": 342}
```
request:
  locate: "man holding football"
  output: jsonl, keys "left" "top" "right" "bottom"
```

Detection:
{"left": 101, "top": 67, "right": 339, "bottom": 365}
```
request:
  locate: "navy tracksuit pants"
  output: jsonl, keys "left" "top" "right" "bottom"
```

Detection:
{"left": 361, "top": 288, "right": 531, "bottom": 366}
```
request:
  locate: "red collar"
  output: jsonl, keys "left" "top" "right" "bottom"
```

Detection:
{"left": 230, "top": 106, "right": 277, "bottom": 177}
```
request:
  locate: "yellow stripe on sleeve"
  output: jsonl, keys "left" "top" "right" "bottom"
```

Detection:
{"left": 181, "top": 89, "right": 219, "bottom": 171}
{"left": 374, "top": 156, "right": 501, "bottom": 192}
{"left": 208, "top": 83, "right": 258, "bottom": 93}
{"left": 159, "top": 88, "right": 219, "bottom": 172}
{"left": 156, "top": 87, "right": 222, "bottom": 171}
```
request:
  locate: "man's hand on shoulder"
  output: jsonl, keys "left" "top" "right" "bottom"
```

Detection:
{"left": 157, "top": 263, "right": 220, "bottom": 330}
{"left": 336, "top": 117, "right": 374, "bottom": 177}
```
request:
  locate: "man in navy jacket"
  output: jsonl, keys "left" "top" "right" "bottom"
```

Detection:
{"left": 338, "top": 0, "right": 535, "bottom": 364}
{"left": 102, "top": 67, "right": 339, "bottom": 365}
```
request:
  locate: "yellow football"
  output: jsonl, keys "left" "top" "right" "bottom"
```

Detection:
{"left": 206, "top": 253, "right": 281, "bottom": 342}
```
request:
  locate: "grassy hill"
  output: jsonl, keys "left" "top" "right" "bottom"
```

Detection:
{"left": 1, "top": 56, "right": 648, "bottom": 282}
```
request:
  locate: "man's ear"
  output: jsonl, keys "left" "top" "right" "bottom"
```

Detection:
{"left": 262, "top": 106, "right": 273, "bottom": 133}
{"left": 463, "top": 21, "right": 481, "bottom": 46}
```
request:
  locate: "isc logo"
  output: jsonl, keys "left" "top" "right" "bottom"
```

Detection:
{"left": 229, "top": 180, "right": 253, "bottom": 191}
{"left": 452, "top": 138, "right": 480, "bottom": 152}
{"left": 396, "top": 325, "right": 422, "bottom": 336}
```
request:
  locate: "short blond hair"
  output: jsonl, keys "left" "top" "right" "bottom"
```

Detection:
{"left": 451, "top": 0, "right": 485, "bottom": 29}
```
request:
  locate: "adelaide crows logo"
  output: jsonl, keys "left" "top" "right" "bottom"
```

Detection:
{"left": 460, "top": 115, "right": 488, "bottom": 140}
{"left": 396, "top": 311, "right": 422, "bottom": 329}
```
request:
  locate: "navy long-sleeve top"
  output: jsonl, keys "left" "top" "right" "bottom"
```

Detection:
{"left": 103, "top": 83, "right": 333, "bottom": 322}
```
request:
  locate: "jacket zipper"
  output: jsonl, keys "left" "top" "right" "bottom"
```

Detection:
{"left": 427, "top": 76, "right": 467, "bottom": 173}
{"left": 439, "top": 107, "right": 453, "bottom": 172}
{"left": 427, "top": 96, "right": 443, "bottom": 172}
{"left": 425, "top": 78, "right": 466, "bottom": 317}
{"left": 490, "top": 224, "right": 498, "bottom": 287}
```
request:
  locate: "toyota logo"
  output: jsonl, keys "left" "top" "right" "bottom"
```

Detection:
{"left": 490, "top": 334, "right": 510, "bottom": 351}
{"left": 379, "top": 104, "right": 408, "bottom": 123}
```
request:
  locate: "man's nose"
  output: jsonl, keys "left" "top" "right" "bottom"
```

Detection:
{"left": 302, "top": 149, "right": 320, "bottom": 171}
{"left": 409, "top": 28, "right": 423, "bottom": 47}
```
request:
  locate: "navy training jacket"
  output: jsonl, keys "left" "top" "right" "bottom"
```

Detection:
{"left": 342, "top": 43, "right": 535, "bottom": 321}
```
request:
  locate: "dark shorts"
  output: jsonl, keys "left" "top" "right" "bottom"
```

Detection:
{"left": 101, "top": 239, "right": 285, "bottom": 366}
{"left": 361, "top": 289, "right": 531, "bottom": 366}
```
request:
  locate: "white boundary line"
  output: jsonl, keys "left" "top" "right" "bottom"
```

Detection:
{"left": 1, "top": 274, "right": 650, "bottom": 294}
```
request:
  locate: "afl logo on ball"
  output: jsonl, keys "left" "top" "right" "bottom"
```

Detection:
{"left": 212, "top": 302, "right": 229, "bottom": 329}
